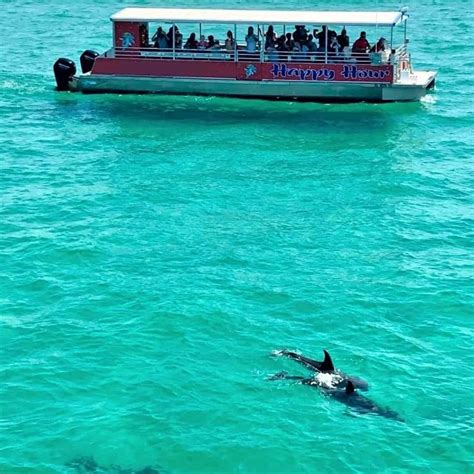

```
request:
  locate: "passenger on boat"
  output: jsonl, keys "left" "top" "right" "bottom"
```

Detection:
{"left": 184, "top": 33, "right": 198, "bottom": 49}
{"left": 198, "top": 35, "right": 206, "bottom": 50}
{"left": 211, "top": 39, "right": 221, "bottom": 53}
{"left": 264, "top": 25, "right": 277, "bottom": 50}
{"left": 303, "top": 35, "right": 318, "bottom": 53}
{"left": 352, "top": 31, "right": 371, "bottom": 54}
{"left": 176, "top": 33, "right": 183, "bottom": 49}
{"left": 245, "top": 27, "right": 259, "bottom": 52}
{"left": 285, "top": 33, "right": 295, "bottom": 51}
{"left": 327, "top": 34, "right": 341, "bottom": 61}
{"left": 152, "top": 27, "right": 168, "bottom": 49}
{"left": 273, "top": 35, "right": 288, "bottom": 61}
{"left": 166, "top": 26, "right": 182, "bottom": 48}
{"left": 316, "top": 26, "right": 327, "bottom": 49}
{"left": 370, "top": 37, "right": 386, "bottom": 53}
{"left": 369, "top": 37, "right": 387, "bottom": 64}
{"left": 337, "top": 28, "right": 350, "bottom": 50}
{"left": 166, "top": 26, "right": 174, "bottom": 47}
{"left": 316, "top": 25, "right": 337, "bottom": 50}
{"left": 206, "top": 35, "right": 217, "bottom": 49}
{"left": 276, "top": 35, "right": 287, "bottom": 51}
{"left": 225, "top": 30, "right": 235, "bottom": 51}
{"left": 293, "top": 25, "right": 308, "bottom": 48}
{"left": 328, "top": 34, "right": 340, "bottom": 52}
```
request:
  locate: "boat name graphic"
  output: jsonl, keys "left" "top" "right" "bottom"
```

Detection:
{"left": 245, "top": 64, "right": 257, "bottom": 78}
{"left": 270, "top": 63, "right": 391, "bottom": 81}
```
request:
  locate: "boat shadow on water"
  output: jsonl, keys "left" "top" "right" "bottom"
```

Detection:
{"left": 53, "top": 92, "right": 422, "bottom": 134}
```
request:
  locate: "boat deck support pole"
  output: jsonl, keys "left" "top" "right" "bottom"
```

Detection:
{"left": 172, "top": 23, "right": 176, "bottom": 59}
{"left": 234, "top": 23, "right": 237, "bottom": 62}
{"left": 324, "top": 26, "right": 328, "bottom": 63}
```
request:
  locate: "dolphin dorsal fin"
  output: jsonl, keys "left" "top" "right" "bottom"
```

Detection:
{"left": 346, "top": 381, "right": 355, "bottom": 395}
{"left": 320, "top": 350, "right": 335, "bottom": 372}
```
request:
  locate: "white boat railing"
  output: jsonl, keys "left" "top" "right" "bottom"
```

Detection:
{"left": 109, "top": 45, "right": 406, "bottom": 67}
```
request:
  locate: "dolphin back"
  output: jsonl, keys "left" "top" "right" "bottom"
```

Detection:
{"left": 329, "top": 386, "right": 404, "bottom": 422}
{"left": 345, "top": 374, "right": 369, "bottom": 391}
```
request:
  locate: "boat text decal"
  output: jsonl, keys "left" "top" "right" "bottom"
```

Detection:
{"left": 271, "top": 63, "right": 335, "bottom": 81}
{"left": 270, "top": 63, "right": 392, "bottom": 81}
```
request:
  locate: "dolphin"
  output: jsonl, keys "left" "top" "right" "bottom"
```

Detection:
{"left": 276, "top": 349, "right": 335, "bottom": 372}
{"left": 274, "top": 349, "right": 369, "bottom": 391}
{"left": 327, "top": 381, "right": 404, "bottom": 421}
{"left": 66, "top": 456, "right": 161, "bottom": 473}
{"left": 268, "top": 373, "right": 403, "bottom": 422}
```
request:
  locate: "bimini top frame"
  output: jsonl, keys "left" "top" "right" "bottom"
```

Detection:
{"left": 111, "top": 8, "right": 408, "bottom": 27}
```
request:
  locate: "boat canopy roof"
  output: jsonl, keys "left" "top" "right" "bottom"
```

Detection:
{"left": 111, "top": 8, "right": 407, "bottom": 27}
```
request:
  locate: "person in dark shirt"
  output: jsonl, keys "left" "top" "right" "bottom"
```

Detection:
{"left": 293, "top": 25, "right": 308, "bottom": 46}
{"left": 166, "top": 25, "right": 182, "bottom": 48}
{"left": 276, "top": 35, "right": 287, "bottom": 51}
{"left": 264, "top": 25, "right": 277, "bottom": 50}
{"left": 316, "top": 25, "right": 328, "bottom": 49}
{"left": 225, "top": 30, "right": 236, "bottom": 51}
{"left": 337, "top": 28, "right": 350, "bottom": 50}
{"left": 184, "top": 33, "right": 198, "bottom": 49}
{"left": 370, "top": 37, "right": 386, "bottom": 53}
{"left": 285, "top": 32, "right": 295, "bottom": 51}
{"left": 316, "top": 25, "right": 337, "bottom": 50}
{"left": 152, "top": 27, "right": 168, "bottom": 49}
{"left": 305, "top": 34, "right": 317, "bottom": 52}
{"left": 206, "top": 35, "right": 217, "bottom": 49}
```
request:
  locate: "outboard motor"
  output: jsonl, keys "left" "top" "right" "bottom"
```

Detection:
{"left": 80, "top": 50, "right": 99, "bottom": 74}
{"left": 53, "top": 58, "right": 76, "bottom": 91}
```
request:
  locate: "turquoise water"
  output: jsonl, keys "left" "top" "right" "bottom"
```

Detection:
{"left": 1, "top": 0, "right": 473, "bottom": 472}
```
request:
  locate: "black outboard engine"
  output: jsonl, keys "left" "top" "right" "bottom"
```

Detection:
{"left": 53, "top": 58, "right": 76, "bottom": 91}
{"left": 80, "top": 50, "right": 99, "bottom": 74}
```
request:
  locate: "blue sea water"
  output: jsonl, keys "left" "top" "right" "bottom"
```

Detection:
{"left": 1, "top": 0, "right": 473, "bottom": 472}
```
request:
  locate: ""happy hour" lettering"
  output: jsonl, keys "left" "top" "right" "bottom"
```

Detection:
{"left": 341, "top": 65, "right": 391, "bottom": 80}
{"left": 270, "top": 63, "right": 391, "bottom": 82}
{"left": 271, "top": 63, "right": 336, "bottom": 81}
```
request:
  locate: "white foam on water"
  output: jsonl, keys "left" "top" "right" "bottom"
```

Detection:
{"left": 271, "top": 349, "right": 300, "bottom": 357}
{"left": 421, "top": 94, "right": 437, "bottom": 105}
{"left": 315, "top": 372, "right": 342, "bottom": 389}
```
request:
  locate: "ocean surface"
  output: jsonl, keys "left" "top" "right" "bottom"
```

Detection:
{"left": 1, "top": 0, "right": 473, "bottom": 472}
